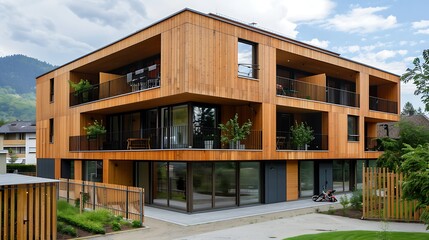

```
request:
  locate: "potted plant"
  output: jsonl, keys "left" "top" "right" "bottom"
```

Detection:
{"left": 69, "top": 79, "right": 93, "bottom": 102}
{"left": 290, "top": 121, "right": 315, "bottom": 150}
{"left": 218, "top": 113, "right": 252, "bottom": 149}
{"left": 84, "top": 120, "right": 107, "bottom": 138}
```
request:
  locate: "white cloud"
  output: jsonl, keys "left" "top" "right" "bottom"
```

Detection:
{"left": 325, "top": 6, "right": 397, "bottom": 33}
{"left": 303, "top": 38, "right": 330, "bottom": 48}
{"left": 412, "top": 20, "right": 429, "bottom": 29}
{"left": 416, "top": 29, "right": 429, "bottom": 34}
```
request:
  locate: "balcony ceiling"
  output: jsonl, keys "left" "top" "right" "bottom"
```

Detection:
{"left": 276, "top": 50, "right": 357, "bottom": 81}
{"left": 73, "top": 35, "right": 161, "bottom": 74}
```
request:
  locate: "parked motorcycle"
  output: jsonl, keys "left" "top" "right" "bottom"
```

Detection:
{"left": 312, "top": 189, "right": 337, "bottom": 202}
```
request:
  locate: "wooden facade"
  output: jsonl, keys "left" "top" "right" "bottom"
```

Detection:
{"left": 36, "top": 9, "right": 400, "bottom": 209}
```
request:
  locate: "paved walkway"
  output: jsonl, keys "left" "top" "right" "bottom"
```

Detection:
{"left": 86, "top": 196, "right": 428, "bottom": 240}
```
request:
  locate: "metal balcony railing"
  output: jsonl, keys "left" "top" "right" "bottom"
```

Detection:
{"left": 369, "top": 96, "right": 398, "bottom": 114}
{"left": 69, "top": 126, "right": 262, "bottom": 151}
{"left": 70, "top": 64, "right": 160, "bottom": 106}
{"left": 276, "top": 131, "right": 328, "bottom": 150}
{"left": 276, "top": 76, "right": 360, "bottom": 107}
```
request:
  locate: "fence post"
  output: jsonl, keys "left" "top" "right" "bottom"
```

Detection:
{"left": 93, "top": 181, "right": 96, "bottom": 210}
{"left": 139, "top": 189, "right": 143, "bottom": 226}
{"left": 125, "top": 186, "right": 129, "bottom": 219}
{"left": 66, "top": 178, "right": 70, "bottom": 203}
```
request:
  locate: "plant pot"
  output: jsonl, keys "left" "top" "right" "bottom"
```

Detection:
{"left": 204, "top": 140, "right": 214, "bottom": 149}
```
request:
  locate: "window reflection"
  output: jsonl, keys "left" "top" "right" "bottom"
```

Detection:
{"left": 240, "top": 162, "right": 260, "bottom": 205}
{"left": 238, "top": 40, "right": 257, "bottom": 78}
{"left": 299, "top": 161, "right": 314, "bottom": 197}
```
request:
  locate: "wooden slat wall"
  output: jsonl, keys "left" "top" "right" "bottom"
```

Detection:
{"left": 0, "top": 183, "right": 57, "bottom": 240}
{"left": 36, "top": 10, "right": 400, "bottom": 185}
{"left": 362, "top": 167, "right": 424, "bottom": 222}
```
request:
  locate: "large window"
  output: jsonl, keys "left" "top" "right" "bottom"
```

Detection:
{"left": 193, "top": 105, "right": 218, "bottom": 149}
{"left": 299, "top": 161, "right": 314, "bottom": 197}
{"left": 82, "top": 160, "right": 103, "bottom": 182}
{"left": 215, "top": 162, "right": 237, "bottom": 208}
{"left": 333, "top": 160, "right": 351, "bottom": 192}
{"left": 348, "top": 115, "right": 359, "bottom": 141}
{"left": 239, "top": 162, "right": 260, "bottom": 205}
{"left": 238, "top": 40, "right": 257, "bottom": 78}
{"left": 193, "top": 162, "right": 213, "bottom": 211}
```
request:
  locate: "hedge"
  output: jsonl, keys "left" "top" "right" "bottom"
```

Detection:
{"left": 7, "top": 164, "right": 36, "bottom": 173}
{"left": 57, "top": 213, "right": 105, "bottom": 234}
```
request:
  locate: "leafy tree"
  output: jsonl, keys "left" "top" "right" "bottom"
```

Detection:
{"left": 377, "top": 119, "right": 429, "bottom": 171}
{"left": 400, "top": 144, "right": 429, "bottom": 229}
{"left": 401, "top": 101, "right": 416, "bottom": 116}
{"left": 290, "top": 121, "right": 315, "bottom": 149}
{"left": 218, "top": 113, "right": 252, "bottom": 148}
{"left": 401, "top": 49, "right": 429, "bottom": 111}
{"left": 417, "top": 107, "right": 424, "bottom": 115}
{"left": 8, "top": 148, "right": 18, "bottom": 164}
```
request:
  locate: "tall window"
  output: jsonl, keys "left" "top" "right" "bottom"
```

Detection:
{"left": 49, "top": 118, "right": 54, "bottom": 143}
{"left": 348, "top": 115, "right": 359, "bottom": 141}
{"left": 82, "top": 160, "right": 103, "bottom": 182}
{"left": 238, "top": 40, "right": 257, "bottom": 78}
{"left": 50, "top": 78, "right": 54, "bottom": 102}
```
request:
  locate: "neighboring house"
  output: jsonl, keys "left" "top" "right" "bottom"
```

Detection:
{"left": 35, "top": 9, "right": 400, "bottom": 212}
{"left": 0, "top": 121, "right": 36, "bottom": 164}
{"left": 377, "top": 114, "right": 429, "bottom": 138}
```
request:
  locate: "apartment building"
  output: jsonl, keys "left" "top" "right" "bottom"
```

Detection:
{"left": 0, "top": 121, "right": 36, "bottom": 164}
{"left": 36, "top": 9, "right": 399, "bottom": 212}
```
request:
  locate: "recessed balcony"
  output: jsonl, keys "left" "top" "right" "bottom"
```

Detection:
{"left": 276, "top": 76, "right": 360, "bottom": 108}
{"left": 69, "top": 127, "right": 262, "bottom": 151}
{"left": 369, "top": 96, "right": 398, "bottom": 114}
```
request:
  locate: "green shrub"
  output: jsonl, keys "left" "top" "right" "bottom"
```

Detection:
{"left": 350, "top": 190, "right": 363, "bottom": 210}
{"left": 57, "top": 221, "right": 77, "bottom": 237}
{"left": 6, "top": 164, "right": 36, "bottom": 173}
{"left": 57, "top": 213, "right": 105, "bottom": 234}
{"left": 112, "top": 222, "right": 121, "bottom": 231}
{"left": 131, "top": 220, "right": 142, "bottom": 228}
{"left": 74, "top": 192, "right": 90, "bottom": 208}
{"left": 84, "top": 209, "right": 115, "bottom": 225}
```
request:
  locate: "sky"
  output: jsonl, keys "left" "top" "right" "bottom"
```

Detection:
{"left": 0, "top": 0, "right": 427, "bottom": 111}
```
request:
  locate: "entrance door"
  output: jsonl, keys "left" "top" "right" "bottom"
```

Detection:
{"left": 264, "top": 161, "right": 286, "bottom": 203}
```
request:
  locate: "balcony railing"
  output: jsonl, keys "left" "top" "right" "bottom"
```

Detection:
{"left": 369, "top": 96, "right": 398, "bottom": 114}
{"left": 70, "top": 64, "right": 160, "bottom": 106}
{"left": 276, "top": 131, "right": 328, "bottom": 150}
{"left": 365, "top": 137, "right": 382, "bottom": 151}
{"left": 276, "top": 77, "right": 360, "bottom": 107}
{"left": 69, "top": 126, "right": 262, "bottom": 151}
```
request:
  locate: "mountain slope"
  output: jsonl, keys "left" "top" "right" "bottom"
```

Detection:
{"left": 0, "top": 54, "right": 55, "bottom": 93}
{"left": 0, "top": 54, "right": 56, "bottom": 122}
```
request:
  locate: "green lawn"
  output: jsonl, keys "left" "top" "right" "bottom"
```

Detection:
{"left": 285, "top": 230, "right": 428, "bottom": 240}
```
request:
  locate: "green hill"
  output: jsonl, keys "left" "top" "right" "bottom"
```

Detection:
{"left": 0, "top": 54, "right": 56, "bottom": 122}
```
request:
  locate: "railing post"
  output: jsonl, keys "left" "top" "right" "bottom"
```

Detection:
{"left": 125, "top": 186, "right": 129, "bottom": 219}
{"left": 93, "top": 181, "right": 96, "bottom": 210}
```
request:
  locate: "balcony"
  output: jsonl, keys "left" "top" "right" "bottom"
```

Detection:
{"left": 69, "top": 127, "right": 262, "bottom": 151}
{"left": 276, "top": 131, "right": 328, "bottom": 151}
{"left": 70, "top": 64, "right": 160, "bottom": 106}
{"left": 276, "top": 77, "right": 360, "bottom": 108}
{"left": 369, "top": 96, "right": 398, "bottom": 114}
{"left": 365, "top": 137, "right": 382, "bottom": 151}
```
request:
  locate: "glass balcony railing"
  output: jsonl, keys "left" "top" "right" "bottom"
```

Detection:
{"left": 369, "top": 96, "right": 398, "bottom": 114}
{"left": 69, "top": 126, "right": 262, "bottom": 151}
{"left": 276, "top": 131, "right": 328, "bottom": 150}
{"left": 276, "top": 76, "right": 360, "bottom": 107}
{"left": 70, "top": 64, "right": 161, "bottom": 106}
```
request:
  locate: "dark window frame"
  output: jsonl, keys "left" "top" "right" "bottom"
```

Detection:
{"left": 49, "top": 118, "right": 54, "bottom": 143}
{"left": 50, "top": 78, "right": 54, "bottom": 102}
{"left": 347, "top": 115, "right": 359, "bottom": 141}
{"left": 238, "top": 39, "right": 258, "bottom": 79}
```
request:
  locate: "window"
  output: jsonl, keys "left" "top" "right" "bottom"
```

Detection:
{"left": 238, "top": 40, "right": 258, "bottom": 78}
{"left": 49, "top": 118, "right": 54, "bottom": 143}
{"left": 82, "top": 160, "right": 103, "bottom": 182}
{"left": 348, "top": 115, "right": 359, "bottom": 141}
{"left": 50, "top": 78, "right": 54, "bottom": 102}
{"left": 29, "top": 147, "right": 36, "bottom": 153}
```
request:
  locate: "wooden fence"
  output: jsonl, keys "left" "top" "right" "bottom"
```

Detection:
{"left": 362, "top": 167, "right": 423, "bottom": 221}
{"left": 58, "top": 179, "right": 144, "bottom": 223}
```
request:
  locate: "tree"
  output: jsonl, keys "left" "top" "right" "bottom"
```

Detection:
{"left": 377, "top": 119, "right": 429, "bottom": 171}
{"left": 401, "top": 101, "right": 416, "bottom": 116}
{"left": 400, "top": 144, "right": 429, "bottom": 229}
{"left": 401, "top": 49, "right": 429, "bottom": 111}
{"left": 290, "top": 121, "right": 315, "bottom": 150}
{"left": 218, "top": 113, "right": 252, "bottom": 149}
{"left": 8, "top": 148, "right": 18, "bottom": 164}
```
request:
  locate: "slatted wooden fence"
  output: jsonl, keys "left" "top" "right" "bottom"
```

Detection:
{"left": 0, "top": 182, "right": 57, "bottom": 240}
{"left": 362, "top": 167, "right": 423, "bottom": 221}
{"left": 58, "top": 179, "right": 144, "bottom": 223}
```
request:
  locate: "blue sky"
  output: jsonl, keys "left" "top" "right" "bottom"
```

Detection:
{"left": 0, "top": 0, "right": 427, "bottom": 111}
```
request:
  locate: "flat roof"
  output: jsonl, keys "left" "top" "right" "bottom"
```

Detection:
{"left": 0, "top": 174, "right": 58, "bottom": 185}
